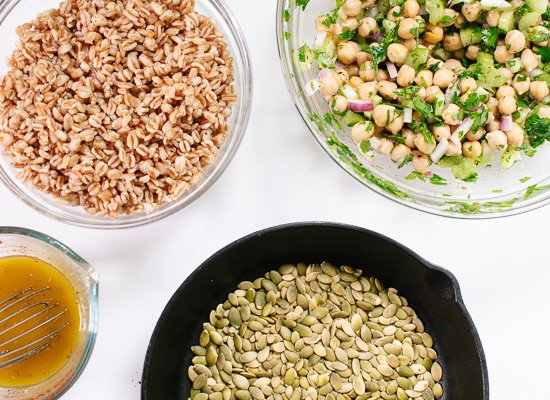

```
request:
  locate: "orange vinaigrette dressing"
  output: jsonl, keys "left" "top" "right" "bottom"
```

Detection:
{"left": 0, "top": 256, "right": 80, "bottom": 387}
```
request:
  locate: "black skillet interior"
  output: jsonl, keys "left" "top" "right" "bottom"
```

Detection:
{"left": 142, "top": 223, "right": 489, "bottom": 400}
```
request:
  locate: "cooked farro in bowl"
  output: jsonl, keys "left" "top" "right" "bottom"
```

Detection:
{"left": 0, "top": 0, "right": 251, "bottom": 228}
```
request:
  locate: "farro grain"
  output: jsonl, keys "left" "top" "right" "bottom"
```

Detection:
{"left": 0, "top": 0, "right": 235, "bottom": 217}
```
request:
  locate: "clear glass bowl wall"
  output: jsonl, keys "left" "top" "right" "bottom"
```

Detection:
{"left": 277, "top": 0, "right": 550, "bottom": 218}
{"left": 0, "top": 227, "right": 98, "bottom": 400}
{"left": 0, "top": 0, "right": 252, "bottom": 228}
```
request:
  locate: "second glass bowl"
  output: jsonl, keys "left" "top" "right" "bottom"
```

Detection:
{"left": 277, "top": 0, "right": 550, "bottom": 218}
{"left": 0, "top": 0, "right": 252, "bottom": 229}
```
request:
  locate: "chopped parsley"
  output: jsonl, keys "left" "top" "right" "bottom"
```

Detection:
{"left": 410, "top": 120, "right": 435, "bottom": 145}
{"left": 360, "top": 140, "right": 371, "bottom": 153}
{"left": 296, "top": 0, "right": 310, "bottom": 10}
{"left": 525, "top": 109, "right": 550, "bottom": 148}
{"left": 338, "top": 28, "right": 358, "bottom": 40}
{"left": 283, "top": 9, "right": 291, "bottom": 22}
{"left": 285, "top": 31, "right": 291, "bottom": 40}
{"left": 535, "top": 47, "right": 550, "bottom": 63}
{"left": 382, "top": 132, "right": 406, "bottom": 144}
{"left": 525, "top": 184, "right": 550, "bottom": 199}
{"left": 362, "top": 22, "right": 399, "bottom": 70}
{"left": 324, "top": 113, "right": 342, "bottom": 129}
{"left": 481, "top": 28, "right": 504, "bottom": 51}
{"left": 526, "top": 27, "right": 550, "bottom": 42}
{"left": 406, "top": 171, "right": 427, "bottom": 181}
{"left": 322, "top": 0, "right": 344, "bottom": 27}
{"left": 298, "top": 44, "right": 309, "bottom": 62}
{"left": 394, "top": 86, "right": 420, "bottom": 100}
{"left": 412, "top": 97, "right": 434, "bottom": 120}
{"left": 398, "top": 153, "right": 413, "bottom": 168}
{"left": 520, "top": 176, "right": 531, "bottom": 183}
{"left": 441, "top": 14, "right": 457, "bottom": 26}
{"left": 430, "top": 174, "right": 448, "bottom": 185}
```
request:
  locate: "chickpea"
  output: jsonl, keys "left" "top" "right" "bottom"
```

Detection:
{"left": 377, "top": 80, "right": 398, "bottom": 100}
{"left": 466, "top": 127, "right": 485, "bottom": 141}
{"left": 387, "top": 43, "right": 408, "bottom": 65}
{"left": 415, "top": 70, "right": 433, "bottom": 88}
{"left": 498, "top": 68, "right": 513, "bottom": 84}
{"left": 398, "top": 18, "right": 419, "bottom": 40}
{"left": 505, "top": 30, "right": 526, "bottom": 54}
{"left": 414, "top": 134, "right": 436, "bottom": 155}
{"left": 346, "top": 65, "right": 360, "bottom": 78}
{"left": 316, "top": 16, "right": 330, "bottom": 32}
{"left": 454, "top": 13, "right": 466, "bottom": 29}
{"left": 319, "top": 76, "right": 340, "bottom": 97}
{"left": 512, "top": 74, "right": 531, "bottom": 95}
{"left": 427, "top": 57, "right": 444, "bottom": 72}
{"left": 376, "top": 68, "right": 390, "bottom": 81}
{"left": 498, "top": 96, "right": 517, "bottom": 115}
{"left": 462, "top": 2, "right": 482, "bottom": 22}
{"left": 337, "top": 42, "right": 360, "bottom": 65}
{"left": 460, "top": 77, "right": 477, "bottom": 94}
{"left": 336, "top": 69, "right": 349, "bottom": 83}
{"left": 433, "top": 124, "right": 451, "bottom": 142}
{"left": 442, "top": 8, "right": 459, "bottom": 26}
{"left": 349, "top": 76, "right": 363, "bottom": 88}
{"left": 343, "top": 0, "right": 362, "bottom": 17}
{"left": 358, "top": 81, "right": 377, "bottom": 100}
{"left": 424, "top": 24, "right": 444, "bottom": 44}
{"left": 359, "top": 62, "right": 376, "bottom": 81}
{"left": 412, "top": 151, "right": 430, "bottom": 173}
{"left": 403, "top": 129, "right": 416, "bottom": 149}
{"left": 373, "top": 104, "right": 396, "bottom": 127}
{"left": 363, "top": 0, "right": 376, "bottom": 7}
{"left": 538, "top": 105, "right": 550, "bottom": 118}
{"left": 358, "top": 17, "right": 378, "bottom": 38}
{"left": 403, "top": 0, "right": 420, "bottom": 17}
{"left": 397, "top": 65, "right": 416, "bottom": 87}
{"left": 387, "top": 6, "right": 402, "bottom": 22}
{"left": 445, "top": 141, "right": 462, "bottom": 156}
{"left": 442, "top": 104, "right": 462, "bottom": 125}
{"left": 494, "top": 45, "right": 514, "bottom": 63}
{"left": 486, "top": 119, "right": 501, "bottom": 132}
{"left": 403, "top": 38, "right": 418, "bottom": 52}
{"left": 444, "top": 59, "right": 465, "bottom": 72}
{"left": 425, "top": 85, "right": 443, "bottom": 103}
{"left": 462, "top": 141, "right": 482, "bottom": 159}
{"left": 530, "top": 80, "right": 549, "bottom": 101}
{"left": 465, "top": 45, "right": 480, "bottom": 60}
{"left": 486, "top": 130, "right": 508, "bottom": 151}
{"left": 387, "top": 114, "right": 405, "bottom": 134}
{"left": 443, "top": 32, "right": 463, "bottom": 51}
{"left": 351, "top": 121, "right": 375, "bottom": 144}
{"left": 521, "top": 48, "right": 539, "bottom": 72}
{"left": 486, "top": 10, "right": 500, "bottom": 27}
{"left": 531, "top": 26, "right": 549, "bottom": 46}
{"left": 342, "top": 18, "right": 359, "bottom": 31}
{"left": 496, "top": 85, "right": 515, "bottom": 99}
{"left": 356, "top": 52, "right": 370, "bottom": 66}
{"left": 377, "top": 138, "right": 395, "bottom": 155}
{"left": 506, "top": 123, "right": 524, "bottom": 146}
{"left": 414, "top": 15, "right": 427, "bottom": 32}
{"left": 417, "top": 87, "right": 427, "bottom": 100}
{"left": 433, "top": 68, "right": 457, "bottom": 89}
{"left": 331, "top": 95, "right": 348, "bottom": 113}
{"left": 391, "top": 143, "right": 412, "bottom": 162}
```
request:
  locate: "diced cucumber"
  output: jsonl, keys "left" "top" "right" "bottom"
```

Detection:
{"left": 433, "top": 93, "right": 445, "bottom": 116}
{"left": 432, "top": 47, "right": 450, "bottom": 61}
{"left": 426, "top": 0, "right": 445, "bottom": 24}
{"left": 341, "top": 110, "right": 366, "bottom": 127}
{"left": 340, "top": 84, "right": 359, "bottom": 100}
{"left": 479, "top": 142, "right": 494, "bottom": 165}
{"left": 498, "top": 10, "right": 515, "bottom": 32}
{"left": 500, "top": 146, "right": 522, "bottom": 168}
{"left": 452, "top": 157, "right": 478, "bottom": 180}
{"left": 519, "top": 12, "right": 542, "bottom": 32}
{"left": 438, "top": 156, "right": 462, "bottom": 168}
{"left": 460, "top": 26, "right": 483, "bottom": 46}
{"left": 382, "top": 19, "right": 396, "bottom": 36}
{"left": 404, "top": 47, "right": 430, "bottom": 70}
{"left": 526, "top": 0, "right": 547, "bottom": 13}
{"left": 506, "top": 58, "right": 522, "bottom": 73}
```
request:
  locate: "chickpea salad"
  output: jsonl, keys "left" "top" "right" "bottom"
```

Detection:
{"left": 297, "top": 0, "right": 550, "bottom": 182}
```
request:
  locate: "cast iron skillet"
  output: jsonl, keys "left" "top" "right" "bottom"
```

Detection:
{"left": 142, "top": 222, "right": 489, "bottom": 400}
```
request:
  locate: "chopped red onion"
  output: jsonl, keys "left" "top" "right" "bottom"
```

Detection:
{"left": 335, "top": 61, "right": 346, "bottom": 69}
{"left": 369, "top": 137, "right": 381, "bottom": 151}
{"left": 373, "top": 31, "right": 384, "bottom": 43}
{"left": 430, "top": 139, "right": 449, "bottom": 163}
{"left": 444, "top": 82, "right": 459, "bottom": 106}
{"left": 403, "top": 108, "right": 413, "bottom": 123}
{"left": 313, "top": 31, "right": 327, "bottom": 49}
{"left": 500, "top": 115, "right": 513, "bottom": 132}
{"left": 386, "top": 62, "right": 398, "bottom": 79}
{"left": 451, "top": 117, "right": 474, "bottom": 143}
{"left": 304, "top": 79, "right": 321, "bottom": 97}
{"left": 418, "top": 5, "right": 427, "bottom": 15}
{"left": 529, "top": 69, "right": 543, "bottom": 78}
{"left": 349, "top": 100, "right": 374, "bottom": 112}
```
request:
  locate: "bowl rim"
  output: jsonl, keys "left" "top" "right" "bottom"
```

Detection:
{"left": 141, "top": 221, "right": 490, "bottom": 400}
{"left": 275, "top": 0, "right": 550, "bottom": 219}
{"left": 0, "top": 0, "right": 253, "bottom": 230}
{"left": 0, "top": 226, "right": 99, "bottom": 398}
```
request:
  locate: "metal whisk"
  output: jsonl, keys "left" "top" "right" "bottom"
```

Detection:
{"left": 0, "top": 287, "right": 68, "bottom": 369}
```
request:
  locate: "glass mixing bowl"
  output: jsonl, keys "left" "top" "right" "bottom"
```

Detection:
{"left": 0, "top": 227, "right": 98, "bottom": 400}
{"left": 0, "top": 0, "right": 252, "bottom": 229}
{"left": 277, "top": 0, "right": 550, "bottom": 218}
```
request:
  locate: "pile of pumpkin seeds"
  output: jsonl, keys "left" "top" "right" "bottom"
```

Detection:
{"left": 188, "top": 262, "right": 444, "bottom": 400}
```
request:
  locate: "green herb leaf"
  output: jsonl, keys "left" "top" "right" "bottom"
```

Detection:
{"left": 519, "top": 176, "right": 531, "bottom": 183}
{"left": 410, "top": 121, "right": 435, "bottom": 145}
{"left": 398, "top": 153, "right": 413, "bottom": 168}
{"left": 296, "top": 0, "right": 310, "bottom": 10}
{"left": 481, "top": 27, "right": 504, "bottom": 51}
{"left": 338, "top": 28, "right": 358, "bottom": 40}
{"left": 360, "top": 140, "right": 371, "bottom": 153}
{"left": 525, "top": 184, "right": 550, "bottom": 199}
{"left": 525, "top": 109, "right": 550, "bottom": 148}
{"left": 430, "top": 174, "right": 448, "bottom": 185}
{"left": 283, "top": 9, "right": 291, "bottom": 22}
{"left": 394, "top": 86, "right": 421, "bottom": 100}
{"left": 285, "top": 31, "right": 291, "bottom": 40}
{"left": 412, "top": 96, "right": 434, "bottom": 120}
{"left": 406, "top": 171, "right": 427, "bottom": 181}
{"left": 363, "top": 22, "right": 399, "bottom": 70}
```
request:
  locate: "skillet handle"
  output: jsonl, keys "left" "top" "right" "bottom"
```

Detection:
{"left": 426, "top": 265, "right": 463, "bottom": 303}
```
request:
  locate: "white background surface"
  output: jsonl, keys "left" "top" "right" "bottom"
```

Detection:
{"left": 0, "top": 1, "right": 548, "bottom": 399}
